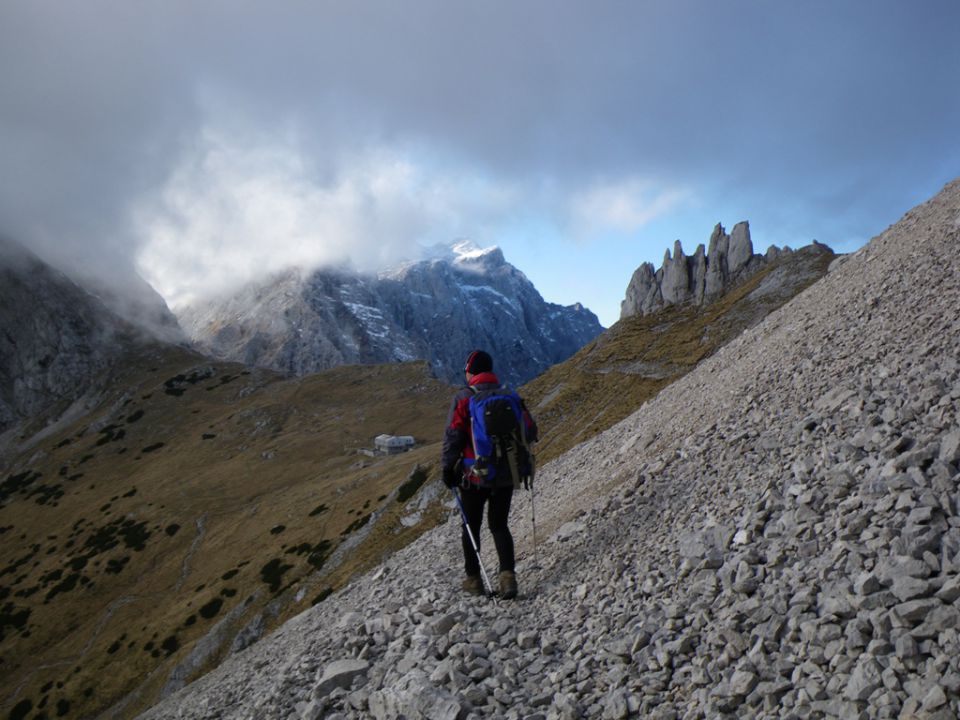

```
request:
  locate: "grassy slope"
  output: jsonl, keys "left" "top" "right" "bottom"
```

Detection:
{"left": 1, "top": 350, "right": 453, "bottom": 720}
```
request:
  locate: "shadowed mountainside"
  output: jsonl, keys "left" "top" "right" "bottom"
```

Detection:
{"left": 0, "top": 241, "right": 153, "bottom": 444}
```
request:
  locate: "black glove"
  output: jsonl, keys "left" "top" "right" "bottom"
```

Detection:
{"left": 442, "top": 466, "right": 457, "bottom": 489}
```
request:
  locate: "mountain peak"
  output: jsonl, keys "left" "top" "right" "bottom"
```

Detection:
{"left": 178, "top": 242, "right": 601, "bottom": 384}
{"left": 420, "top": 239, "right": 504, "bottom": 267}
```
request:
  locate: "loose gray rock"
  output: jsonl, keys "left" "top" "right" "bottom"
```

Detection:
{"left": 845, "top": 658, "right": 883, "bottom": 701}
{"left": 940, "top": 431, "right": 960, "bottom": 464}
{"left": 314, "top": 659, "right": 369, "bottom": 697}
{"left": 601, "top": 690, "right": 629, "bottom": 720}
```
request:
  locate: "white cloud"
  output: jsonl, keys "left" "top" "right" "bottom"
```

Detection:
{"left": 133, "top": 127, "right": 515, "bottom": 308}
{"left": 569, "top": 178, "right": 690, "bottom": 239}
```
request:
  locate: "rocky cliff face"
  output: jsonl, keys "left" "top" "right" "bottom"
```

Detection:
{"left": 0, "top": 240, "right": 180, "bottom": 441}
{"left": 178, "top": 242, "right": 603, "bottom": 385}
{"left": 1, "top": 241, "right": 127, "bottom": 436}
{"left": 139, "top": 180, "right": 960, "bottom": 720}
{"left": 621, "top": 221, "right": 833, "bottom": 319}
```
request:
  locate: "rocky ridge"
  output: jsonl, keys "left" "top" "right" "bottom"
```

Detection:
{"left": 177, "top": 242, "right": 603, "bottom": 385}
{"left": 141, "top": 179, "right": 960, "bottom": 720}
{"left": 620, "top": 221, "right": 831, "bottom": 319}
{"left": 523, "top": 240, "right": 836, "bottom": 466}
{"left": 0, "top": 239, "right": 186, "bottom": 454}
{"left": 0, "top": 241, "right": 152, "bottom": 442}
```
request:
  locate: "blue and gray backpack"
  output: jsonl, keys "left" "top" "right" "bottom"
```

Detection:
{"left": 465, "top": 386, "right": 533, "bottom": 488}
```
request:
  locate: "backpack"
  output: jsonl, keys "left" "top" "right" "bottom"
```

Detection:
{"left": 465, "top": 386, "right": 532, "bottom": 488}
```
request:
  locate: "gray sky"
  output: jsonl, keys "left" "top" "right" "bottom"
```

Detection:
{"left": 2, "top": 0, "right": 958, "bottom": 325}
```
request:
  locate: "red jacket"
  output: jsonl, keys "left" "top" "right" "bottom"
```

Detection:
{"left": 441, "top": 371, "right": 538, "bottom": 477}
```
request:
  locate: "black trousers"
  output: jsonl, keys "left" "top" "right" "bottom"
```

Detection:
{"left": 460, "top": 485, "right": 515, "bottom": 576}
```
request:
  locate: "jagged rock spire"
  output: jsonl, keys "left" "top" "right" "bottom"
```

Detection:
{"left": 620, "top": 221, "right": 795, "bottom": 319}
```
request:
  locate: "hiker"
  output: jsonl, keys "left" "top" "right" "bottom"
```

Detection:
{"left": 441, "top": 350, "right": 538, "bottom": 599}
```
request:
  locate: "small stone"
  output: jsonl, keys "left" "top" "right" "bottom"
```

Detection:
{"left": 942, "top": 672, "right": 960, "bottom": 694}
{"left": 552, "top": 693, "right": 584, "bottom": 720}
{"left": 631, "top": 630, "right": 652, "bottom": 652}
{"left": 922, "top": 684, "right": 948, "bottom": 711}
{"left": 602, "top": 690, "right": 629, "bottom": 720}
{"left": 939, "top": 431, "right": 960, "bottom": 464}
{"left": 553, "top": 521, "right": 587, "bottom": 542}
{"left": 530, "top": 692, "right": 554, "bottom": 707}
{"left": 820, "top": 593, "right": 855, "bottom": 618}
{"left": 517, "top": 631, "right": 539, "bottom": 650}
{"left": 339, "top": 612, "right": 364, "bottom": 630}
{"left": 463, "top": 685, "right": 488, "bottom": 705}
{"left": 878, "top": 556, "right": 931, "bottom": 581}
{"left": 891, "top": 576, "right": 932, "bottom": 602}
{"left": 690, "top": 667, "right": 712, "bottom": 686}
{"left": 910, "top": 605, "right": 960, "bottom": 637}
{"left": 429, "top": 661, "right": 453, "bottom": 684}
{"left": 604, "top": 638, "right": 632, "bottom": 659}
{"left": 895, "top": 599, "right": 942, "bottom": 623}
{"left": 347, "top": 690, "right": 369, "bottom": 711}
{"left": 730, "top": 669, "right": 759, "bottom": 696}
{"left": 882, "top": 667, "right": 901, "bottom": 692}
{"left": 907, "top": 506, "right": 934, "bottom": 525}
{"left": 429, "top": 613, "right": 460, "bottom": 636}
{"left": 896, "top": 634, "right": 919, "bottom": 659}
{"left": 936, "top": 576, "right": 960, "bottom": 603}
{"left": 294, "top": 700, "right": 324, "bottom": 720}
{"left": 845, "top": 658, "right": 882, "bottom": 701}
{"left": 854, "top": 572, "right": 882, "bottom": 595}
{"left": 314, "top": 659, "right": 369, "bottom": 697}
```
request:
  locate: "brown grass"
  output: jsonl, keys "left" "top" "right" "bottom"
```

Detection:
{"left": 0, "top": 353, "right": 454, "bottom": 720}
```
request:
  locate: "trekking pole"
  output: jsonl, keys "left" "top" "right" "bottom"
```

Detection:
{"left": 451, "top": 487, "right": 496, "bottom": 599}
{"left": 522, "top": 445, "right": 540, "bottom": 569}
{"left": 529, "top": 479, "right": 540, "bottom": 569}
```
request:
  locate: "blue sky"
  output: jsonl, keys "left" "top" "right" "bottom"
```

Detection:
{"left": 2, "top": 1, "right": 959, "bottom": 327}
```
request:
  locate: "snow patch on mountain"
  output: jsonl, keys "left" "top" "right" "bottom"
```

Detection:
{"left": 178, "top": 242, "right": 602, "bottom": 384}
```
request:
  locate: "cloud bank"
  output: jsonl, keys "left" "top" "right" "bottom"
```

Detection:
{"left": 132, "top": 121, "right": 533, "bottom": 307}
{"left": 135, "top": 130, "right": 428, "bottom": 307}
{"left": 1, "top": 0, "right": 958, "bottom": 322}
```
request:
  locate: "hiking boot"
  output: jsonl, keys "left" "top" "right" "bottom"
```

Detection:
{"left": 462, "top": 574, "right": 484, "bottom": 596}
{"left": 499, "top": 571, "right": 518, "bottom": 600}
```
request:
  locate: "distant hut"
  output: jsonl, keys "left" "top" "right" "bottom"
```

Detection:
{"left": 374, "top": 434, "right": 416, "bottom": 455}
